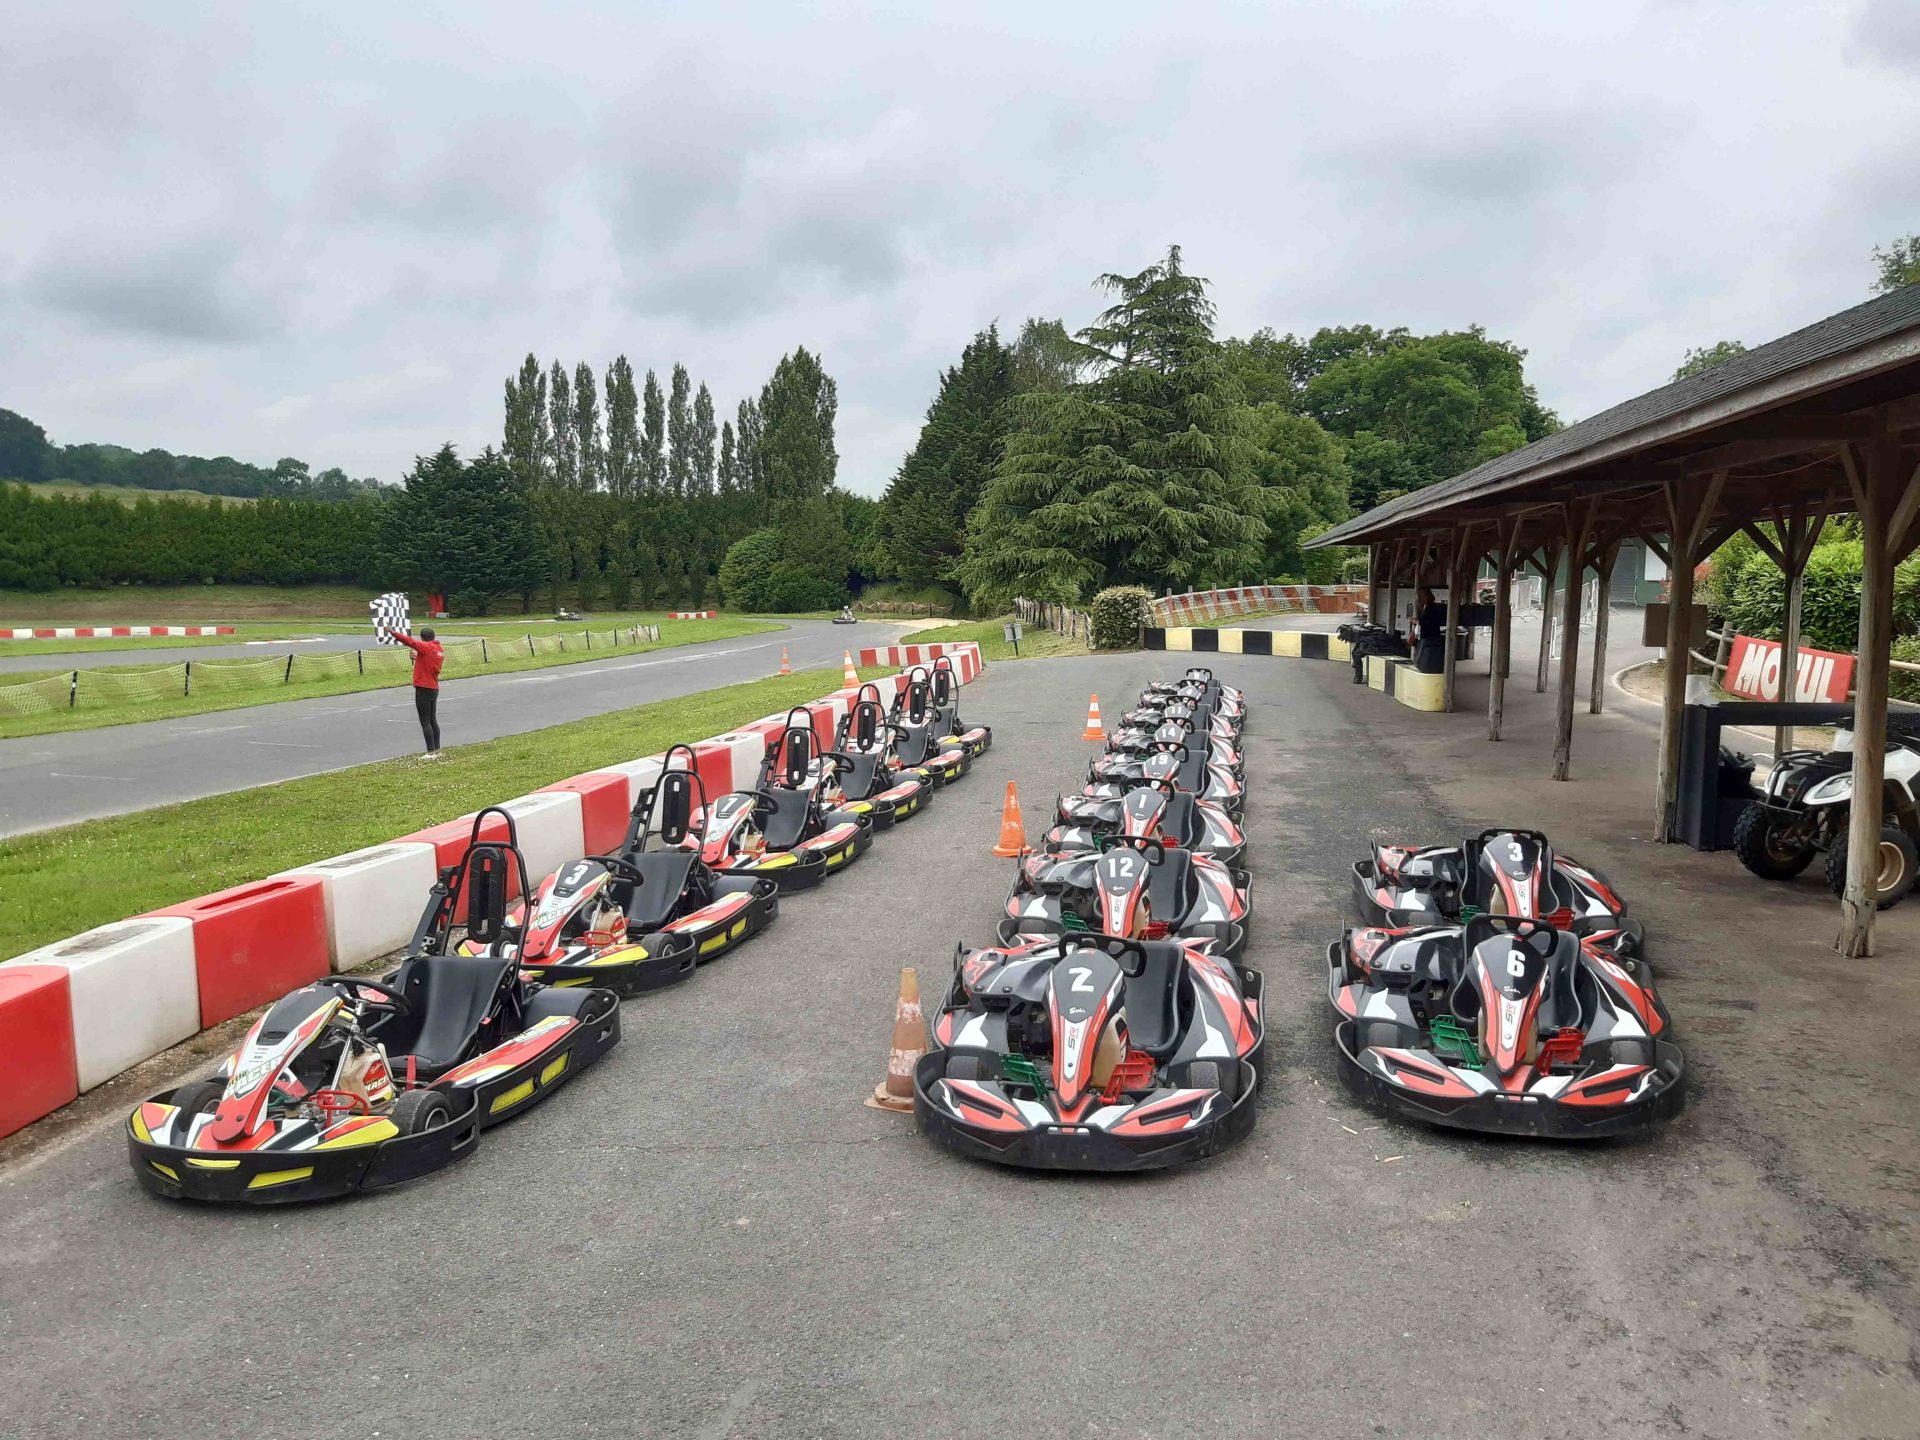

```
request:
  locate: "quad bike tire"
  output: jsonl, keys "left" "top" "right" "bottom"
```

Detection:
{"left": 391, "top": 1088, "right": 455, "bottom": 1135}
{"left": 1825, "top": 824, "right": 1919, "bottom": 909}
{"left": 1731, "top": 803, "right": 1817, "bottom": 880}
{"left": 173, "top": 1079, "right": 226, "bottom": 1117}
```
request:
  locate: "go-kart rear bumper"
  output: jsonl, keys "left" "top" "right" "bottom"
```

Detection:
{"left": 911, "top": 1052, "right": 1258, "bottom": 1172}
{"left": 716, "top": 818, "right": 874, "bottom": 892}
{"left": 1331, "top": 1021, "right": 1686, "bottom": 1139}
{"left": 843, "top": 775, "right": 934, "bottom": 830}
{"left": 520, "top": 884, "right": 778, "bottom": 996}
{"left": 128, "top": 1085, "right": 483, "bottom": 1204}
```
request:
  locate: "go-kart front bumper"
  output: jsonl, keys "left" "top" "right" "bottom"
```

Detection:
{"left": 521, "top": 883, "right": 778, "bottom": 995}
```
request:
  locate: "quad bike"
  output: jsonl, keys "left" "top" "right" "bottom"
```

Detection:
{"left": 927, "top": 656, "right": 992, "bottom": 758}
{"left": 888, "top": 670, "right": 971, "bottom": 784}
{"left": 1050, "top": 776, "right": 1246, "bottom": 865}
{"left": 463, "top": 753, "right": 779, "bottom": 994}
{"left": 1000, "top": 833, "right": 1251, "bottom": 961}
{"left": 128, "top": 811, "right": 620, "bottom": 1203}
{"left": 1351, "top": 827, "right": 1642, "bottom": 958}
{"left": 1732, "top": 724, "right": 1920, "bottom": 909}
{"left": 915, "top": 932, "right": 1265, "bottom": 1171}
{"left": 1337, "top": 622, "right": 1409, "bottom": 683}
{"left": 829, "top": 683, "right": 934, "bottom": 830}
{"left": 1327, "top": 914, "right": 1684, "bottom": 1138}
{"left": 687, "top": 712, "right": 875, "bottom": 891}
{"left": 1086, "top": 734, "right": 1245, "bottom": 818}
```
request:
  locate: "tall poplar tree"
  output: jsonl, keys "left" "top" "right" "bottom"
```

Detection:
{"left": 640, "top": 370, "right": 666, "bottom": 495}
{"left": 604, "top": 356, "right": 639, "bottom": 499}
{"left": 572, "top": 361, "right": 601, "bottom": 493}
{"left": 547, "top": 362, "right": 577, "bottom": 491}
{"left": 666, "top": 363, "right": 692, "bottom": 498}
{"left": 756, "top": 347, "right": 837, "bottom": 503}
{"left": 691, "top": 383, "right": 717, "bottom": 497}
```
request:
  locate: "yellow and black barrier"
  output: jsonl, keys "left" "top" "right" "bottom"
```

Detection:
{"left": 1363, "top": 654, "right": 1446, "bottom": 712}
{"left": 1145, "top": 626, "right": 1351, "bottom": 660}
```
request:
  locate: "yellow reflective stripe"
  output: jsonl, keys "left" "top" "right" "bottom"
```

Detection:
{"left": 314, "top": 1118, "right": 399, "bottom": 1150}
{"left": 246, "top": 1166, "right": 315, "bottom": 1190}
{"left": 150, "top": 1162, "right": 179, "bottom": 1181}
{"left": 540, "top": 1054, "right": 569, "bottom": 1085}
{"left": 130, "top": 1109, "right": 154, "bottom": 1143}
{"left": 186, "top": 1158, "right": 241, "bottom": 1169}
{"left": 489, "top": 1080, "right": 535, "bottom": 1114}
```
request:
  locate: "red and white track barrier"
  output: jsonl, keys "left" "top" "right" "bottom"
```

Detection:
{"left": 667, "top": 611, "right": 716, "bottom": 620}
{"left": 0, "top": 641, "right": 985, "bottom": 1138}
{"left": 3, "top": 625, "right": 235, "bottom": 639}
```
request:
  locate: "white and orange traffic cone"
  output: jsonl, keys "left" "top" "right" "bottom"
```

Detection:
{"left": 992, "top": 781, "right": 1030, "bottom": 858}
{"left": 1081, "top": 694, "right": 1104, "bottom": 741}
{"left": 842, "top": 649, "right": 859, "bottom": 686}
{"left": 865, "top": 966, "right": 923, "bottom": 1113}
{"left": 779, "top": 646, "right": 791, "bottom": 676}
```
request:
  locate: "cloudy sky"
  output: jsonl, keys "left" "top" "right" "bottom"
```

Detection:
{"left": 4, "top": 2, "right": 1918, "bottom": 495}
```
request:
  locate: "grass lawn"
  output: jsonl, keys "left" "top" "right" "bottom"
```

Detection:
{"left": 22, "top": 480, "right": 255, "bottom": 506}
{"left": 0, "top": 663, "right": 896, "bottom": 959}
{"left": 0, "top": 616, "right": 781, "bottom": 739}
{"left": 904, "top": 615, "right": 1089, "bottom": 662}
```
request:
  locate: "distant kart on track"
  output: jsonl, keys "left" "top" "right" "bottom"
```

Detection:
{"left": 127, "top": 810, "right": 620, "bottom": 1204}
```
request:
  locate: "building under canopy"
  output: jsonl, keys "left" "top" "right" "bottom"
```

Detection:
{"left": 1309, "top": 286, "right": 1920, "bottom": 957}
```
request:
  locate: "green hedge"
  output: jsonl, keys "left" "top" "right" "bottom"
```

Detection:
{"left": 1090, "top": 585, "right": 1153, "bottom": 650}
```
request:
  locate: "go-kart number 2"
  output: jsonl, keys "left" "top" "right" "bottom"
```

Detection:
{"left": 1069, "top": 966, "right": 1096, "bottom": 993}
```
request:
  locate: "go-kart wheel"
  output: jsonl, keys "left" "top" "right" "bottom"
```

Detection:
{"left": 1731, "top": 803, "right": 1816, "bottom": 880}
{"left": 946, "top": 1055, "right": 984, "bottom": 1082}
{"left": 391, "top": 1088, "right": 454, "bottom": 1135}
{"left": 1826, "top": 824, "right": 1919, "bottom": 909}
{"left": 173, "top": 1079, "right": 226, "bottom": 1117}
{"left": 1184, "top": 1060, "right": 1222, "bottom": 1092}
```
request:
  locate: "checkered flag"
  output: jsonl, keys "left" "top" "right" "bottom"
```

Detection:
{"left": 370, "top": 592, "right": 410, "bottom": 645}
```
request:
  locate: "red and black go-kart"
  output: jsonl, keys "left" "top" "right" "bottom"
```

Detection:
{"left": 1352, "top": 827, "right": 1642, "bottom": 956}
{"left": 1086, "top": 733, "right": 1245, "bottom": 818}
{"left": 888, "top": 670, "right": 972, "bottom": 784}
{"left": 464, "top": 753, "right": 779, "bottom": 995}
{"left": 926, "top": 655, "right": 991, "bottom": 758}
{"left": 1051, "top": 776, "right": 1247, "bottom": 865}
{"left": 829, "top": 683, "right": 934, "bottom": 830}
{"left": 1327, "top": 914, "right": 1684, "bottom": 1138}
{"left": 688, "top": 712, "right": 875, "bottom": 891}
{"left": 1003, "top": 830, "right": 1251, "bottom": 960}
{"left": 915, "top": 931, "right": 1265, "bottom": 1171}
{"left": 128, "top": 811, "right": 620, "bottom": 1204}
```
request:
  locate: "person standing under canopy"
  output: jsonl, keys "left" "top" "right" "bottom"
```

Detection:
{"left": 393, "top": 626, "right": 445, "bottom": 757}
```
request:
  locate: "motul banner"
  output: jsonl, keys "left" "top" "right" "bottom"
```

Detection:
{"left": 1724, "top": 634, "right": 1853, "bottom": 703}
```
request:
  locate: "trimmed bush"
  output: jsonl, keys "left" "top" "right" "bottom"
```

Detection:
{"left": 1090, "top": 585, "right": 1153, "bottom": 650}
{"left": 1722, "top": 541, "right": 1865, "bottom": 653}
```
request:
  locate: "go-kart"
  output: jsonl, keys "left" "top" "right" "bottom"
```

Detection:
{"left": 999, "top": 834, "right": 1251, "bottom": 961}
{"left": 1352, "top": 828, "right": 1642, "bottom": 956}
{"left": 915, "top": 932, "right": 1264, "bottom": 1171}
{"left": 128, "top": 812, "right": 620, "bottom": 1203}
{"left": 833, "top": 607, "right": 858, "bottom": 625}
{"left": 889, "top": 672, "right": 970, "bottom": 785}
{"left": 830, "top": 683, "right": 934, "bottom": 829}
{"left": 1050, "top": 777, "right": 1246, "bottom": 865}
{"left": 465, "top": 754, "right": 779, "bottom": 994}
{"left": 1327, "top": 914, "right": 1684, "bottom": 1138}
{"left": 1106, "top": 706, "right": 1243, "bottom": 769}
{"left": 1086, "top": 736, "right": 1245, "bottom": 818}
{"left": 688, "top": 713, "right": 875, "bottom": 890}
{"left": 927, "top": 656, "right": 991, "bottom": 758}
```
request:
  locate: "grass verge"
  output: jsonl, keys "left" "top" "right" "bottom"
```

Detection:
{"left": 0, "top": 664, "right": 894, "bottom": 959}
{"left": 904, "top": 615, "right": 1089, "bottom": 663}
{"left": 0, "top": 617, "right": 781, "bottom": 739}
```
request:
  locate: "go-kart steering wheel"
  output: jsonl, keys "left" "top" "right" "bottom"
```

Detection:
{"left": 599, "top": 854, "right": 646, "bottom": 886}
{"left": 319, "top": 975, "right": 411, "bottom": 1018}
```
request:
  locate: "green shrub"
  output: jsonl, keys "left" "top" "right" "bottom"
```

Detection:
{"left": 1721, "top": 539, "right": 1864, "bottom": 652}
{"left": 1894, "top": 635, "right": 1920, "bottom": 706}
{"left": 718, "top": 530, "right": 784, "bottom": 611}
{"left": 1090, "top": 585, "right": 1153, "bottom": 650}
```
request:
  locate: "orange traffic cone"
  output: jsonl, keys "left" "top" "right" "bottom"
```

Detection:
{"left": 1081, "top": 694, "right": 1104, "bottom": 741}
{"left": 842, "top": 649, "right": 859, "bottom": 686}
{"left": 779, "top": 646, "right": 791, "bottom": 675}
{"left": 992, "top": 780, "right": 1030, "bottom": 857}
{"left": 865, "top": 966, "right": 923, "bottom": 1113}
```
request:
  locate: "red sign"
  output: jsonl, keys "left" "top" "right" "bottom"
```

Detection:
{"left": 1724, "top": 634, "right": 1853, "bottom": 703}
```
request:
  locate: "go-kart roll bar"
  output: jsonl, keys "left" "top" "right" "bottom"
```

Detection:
{"left": 628, "top": 745, "right": 710, "bottom": 851}
{"left": 408, "top": 806, "right": 534, "bottom": 956}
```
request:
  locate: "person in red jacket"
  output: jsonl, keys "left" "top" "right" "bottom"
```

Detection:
{"left": 393, "top": 626, "right": 444, "bottom": 758}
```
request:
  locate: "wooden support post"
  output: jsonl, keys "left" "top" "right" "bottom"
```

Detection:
{"left": 1488, "top": 518, "right": 1518, "bottom": 740}
{"left": 1655, "top": 472, "right": 1725, "bottom": 840}
{"left": 1553, "top": 502, "right": 1595, "bottom": 780}
{"left": 1837, "top": 437, "right": 1918, "bottom": 957}
{"left": 1384, "top": 539, "right": 1405, "bottom": 640}
{"left": 1441, "top": 526, "right": 1476, "bottom": 713}
{"left": 1534, "top": 543, "right": 1560, "bottom": 694}
{"left": 1589, "top": 538, "right": 1620, "bottom": 715}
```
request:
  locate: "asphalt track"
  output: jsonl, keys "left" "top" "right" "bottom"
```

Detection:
{"left": 4, "top": 651, "right": 1913, "bottom": 1438}
{"left": 0, "top": 618, "right": 909, "bottom": 835}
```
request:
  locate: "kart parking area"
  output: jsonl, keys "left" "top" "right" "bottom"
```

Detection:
{"left": 2, "top": 653, "right": 1916, "bottom": 1438}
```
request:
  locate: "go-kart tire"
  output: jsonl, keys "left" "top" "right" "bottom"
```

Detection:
{"left": 946, "top": 1055, "right": 984, "bottom": 1082}
{"left": 392, "top": 1088, "right": 454, "bottom": 1136}
{"left": 1826, "top": 824, "right": 1919, "bottom": 909}
{"left": 1185, "top": 1061, "right": 1222, "bottom": 1092}
{"left": 1731, "top": 803, "right": 1816, "bottom": 880}
{"left": 173, "top": 1079, "right": 226, "bottom": 1118}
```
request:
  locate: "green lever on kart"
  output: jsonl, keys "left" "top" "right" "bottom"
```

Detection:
{"left": 1427, "top": 1015, "right": 1482, "bottom": 1067}
{"left": 1000, "top": 1054, "right": 1050, "bottom": 1097}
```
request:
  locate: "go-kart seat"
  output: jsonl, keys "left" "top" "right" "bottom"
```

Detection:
{"left": 755, "top": 787, "right": 814, "bottom": 851}
{"left": 620, "top": 850, "right": 699, "bottom": 930}
{"left": 839, "top": 749, "right": 886, "bottom": 799}
{"left": 1123, "top": 940, "right": 1190, "bottom": 1058}
{"left": 1537, "top": 932, "right": 1586, "bottom": 1033}
{"left": 1145, "top": 847, "right": 1195, "bottom": 926}
{"left": 390, "top": 954, "right": 516, "bottom": 1072}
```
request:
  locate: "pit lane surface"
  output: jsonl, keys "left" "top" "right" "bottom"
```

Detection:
{"left": 0, "top": 618, "right": 909, "bottom": 835}
{"left": 2, "top": 652, "right": 1913, "bottom": 1439}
